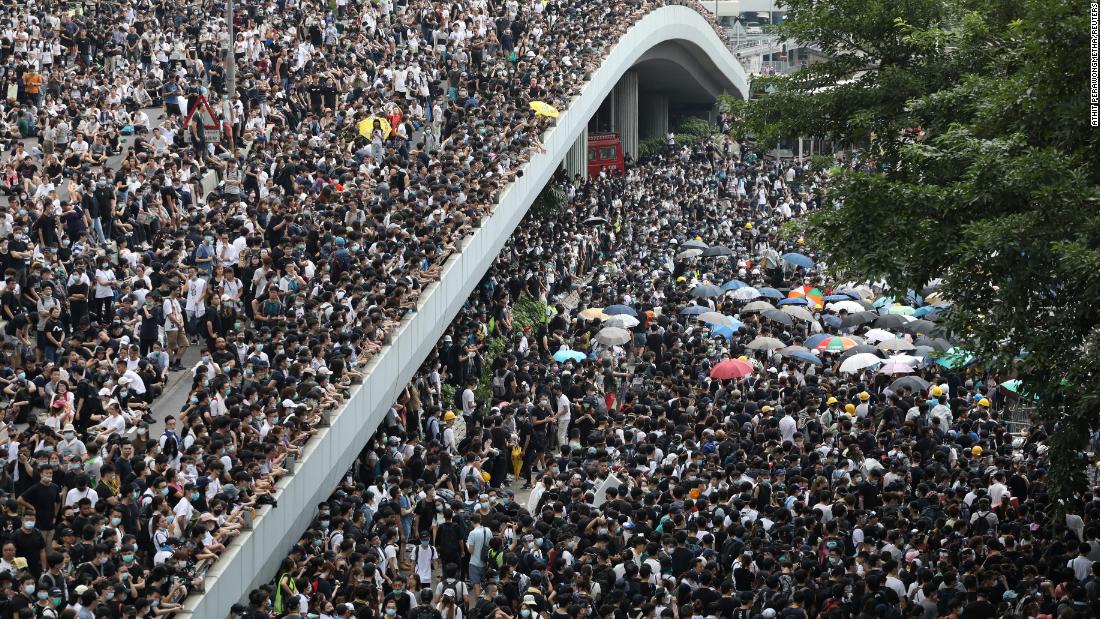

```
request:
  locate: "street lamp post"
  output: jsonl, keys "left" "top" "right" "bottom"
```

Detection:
{"left": 224, "top": 0, "right": 236, "bottom": 149}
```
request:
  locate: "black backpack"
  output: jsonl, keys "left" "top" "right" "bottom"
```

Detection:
{"left": 972, "top": 511, "right": 995, "bottom": 535}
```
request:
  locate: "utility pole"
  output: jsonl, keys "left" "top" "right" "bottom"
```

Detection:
{"left": 224, "top": 0, "right": 236, "bottom": 149}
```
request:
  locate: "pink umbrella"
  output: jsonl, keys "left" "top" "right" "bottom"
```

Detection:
{"left": 710, "top": 359, "right": 754, "bottom": 380}
{"left": 878, "top": 361, "right": 915, "bottom": 375}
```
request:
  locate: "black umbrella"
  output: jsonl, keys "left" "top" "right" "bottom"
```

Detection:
{"left": 914, "top": 336, "right": 952, "bottom": 352}
{"left": 890, "top": 375, "right": 931, "bottom": 392}
{"left": 840, "top": 311, "right": 878, "bottom": 328}
{"left": 900, "top": 319, "right": 938, "bottom": 335}
{"left": 840, "top": 344, "right": 882, "bottom": 360}
{"left": 762, "top": 309, "right": 794, "bottom": 327}
{"left": 873, "top": 314, "right": 909, "bottom": 330}
{"left": 681, "top": 239, "right": 709, "bottom": 250}
{"left": 702, "top": 246, "right": 734, "bottom": 257}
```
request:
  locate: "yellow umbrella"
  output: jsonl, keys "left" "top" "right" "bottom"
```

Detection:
{"left": 358, "top": 116, "right": 392, "bottom": 139}
{"left": 529, "top": 101, "right": 560, "bottom": 118}
{"left": 579, "top": 308, "right": 607, "bottom": 320}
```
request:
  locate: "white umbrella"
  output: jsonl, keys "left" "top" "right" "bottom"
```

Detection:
{"left": 781, "top": 306, "right": 816, "bottom": 322}
{"left": 826, "top": 300, "right": 865, "bottom": 314}
{"left": 697, "top": 311, "right": 733, "bottom": 326}
{"left": 604, "top": 314, "right": 640, "bottom": 329}
{"left": 595, "top": 327, "right": 632, "bottom": 346}
{"left": 746, "top": 336, "right": 785, "bottom": 351}
{"left": 676, "top": 248, "right": 703, "bottom": 260}
{"left": 839, "top": 353, "right": 883, "bottom": 373}
{"left": 729, "top": 287, "right": 762, "bottom": 301}
{"left": 742, "top": 300, "right": 775, "bottom": 313}
{"left": 878, "top": 338, "right": 916, "bottom": 352}
{"left": 886, "top": 354, "right": 922, "bottom": 366}
{"left": 862, "top": 328, "right": 897, "bottom": 344}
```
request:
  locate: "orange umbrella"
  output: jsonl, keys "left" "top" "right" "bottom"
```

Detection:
{"left": 788, "top": 285, "right": 824, "bottom": 308}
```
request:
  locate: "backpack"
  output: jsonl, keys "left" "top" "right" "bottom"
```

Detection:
{"left": 972, "top": 511, "right": 995, "bottom": 535}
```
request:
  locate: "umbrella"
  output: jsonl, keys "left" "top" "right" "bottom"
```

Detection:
{"left": 579, "top": 308, "right": 607, "bottom": 320}
{"left": 697, "top": 312, "right": 734, "bottom": 326}
{"left": 529, "top": 100, "right": 560, "bottom": 117}
{"left": 722, "top": 280, "right": 749, "bottom": 291}
{"left": 878, "top": 339, "right": 916, "bottom": 352}
{"left": 913, "top": 345, "right": 937, "bottom": 358}
{"left": 790, "top": 351, "right": 824, "bottom": 365}
{"left": 1000, "top": 379, "right": 1039, "bottom": 400}
{"left": 804, "top": 334, "right": 831, "bottom": 348}
{"left": 781, "top": 252, "right": 815, "bottom": 269}
{"left": 873, "top": 296, "right": 895, "bottom": 309}
{"left": 913, "top": 305, "right": 946, "bottom": 319}
{"left": 862, "top": 329, "right": 897, "bottom": 344}
{"left": 841, "top": 311, "right": 879, "bottom": 327}
{"left": 758, "top": 287, "right": 784, "bottom": 300}
{"left": 839, "top": 353, "right": 883, "bottom": 373}
{"left": 914, "top": 336, "right": 952, "bottom": 352}
{"left": 937, "top": 347, "right": 975, "bottom": 369}
{"left": 826, "top": 300, "right": 865, "bottom": 314}
{"left": 840, "top": 344, "right": 881, "bottom": 359}
{"left": 890, "top": 376, "right": 931, "bottom": 392}
{"left": 681, "top": 239, "right": 709, "bottom": 250}
{"left": 603, "top": 305, "right": 637, "bottom": 317}
{"left": 815, "top": 336, "right": 861, "bottom": 352}
{"left": 788, "top": 285, "right": 824, "bottom": 308}
{"left": 595, "top": 327, "right": 632, "bottom": 346}
{"left": 878, "top": 361, "right": 915, "bottom": 375}
{"left": 873, "top": 314, "right": 909, "bottom": 330}
{"left": 778, "top": 345, "right": 812, "bottom": 356}
{"left": 885, "top": 354, "right": 923, "bottom": 366}
{"left": 604, "top": 314, "right": 639, "bottom": 329}
{"left": 900, "top": 319, "right": 938, "bottom": 336}
{"left": 821, "top": 315, "right": 842, "bottom": 328}
{"left": 710, "top": 359, "right": 755, "bottom": 380}
{"left": 729, "top": 287, "right": 762, "bottom": 301}
{"left": 553, "top": 348, "right": 587, "bottom": 363}
{"left": 885, "top": 304, "right": 917, "bottom": 316}
{"left": 358, "top": 116, "right": 393, "bottom": 139}
{"left": 742, "top": 300, "right": 775, "bottom": 313}
{"left": 746, "top": 336, "right": 785, "bottom": 351}
{"left": 835, "top": 288, "right": 866, "bottom": 301}
{"left": 778, "top": 297, "right": 810, "bottom": 306}
{"left": 584, "top": 216, "right": 609, "bottom": 226}
{"left": 782, "top": 306, "right": 817, "bottom": 322}
{"left": 702, "top": 246, "right": 734, "bottom": 257}
{"left": 680, "top": 305, "right": 709, "bottom": 316}
{"left": 710, "top": 322, "right": 745, "bottom": 339}
{"left": 823, "top": 294, "right": 854, "bottom": 303}
{"left": 676, "top": 248, "right": 703, "bottom": 260}
{"left": 691, "top": 284, "right": 723, "bottom": 298}
{"left": 762, "top": 309, "right": 794, "bottom": 327}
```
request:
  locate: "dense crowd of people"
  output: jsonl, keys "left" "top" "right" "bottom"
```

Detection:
{"left": 0, "top": 0, "right": 740, "bottom": 616}
{"left": 238, "top": 133, "right": 1100, "bottom": 619}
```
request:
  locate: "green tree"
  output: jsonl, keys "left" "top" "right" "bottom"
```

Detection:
{"left": 726, "top": 0, "right": 1099, "bottom": 505}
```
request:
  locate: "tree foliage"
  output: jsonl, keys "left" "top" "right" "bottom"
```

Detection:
{"left": 726, "top": 0, "right": 1100, "bottom": 504}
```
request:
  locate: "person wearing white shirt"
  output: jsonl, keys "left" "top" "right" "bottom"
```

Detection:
{"left": 988, "top": 473, "right": 1010, "bottom": 508}
{"left": 184, "top": 269, "right": 207, "bottom": 327}
{"left": 64, "top": 477, "right": 99, "bottom": 507}
{"left": 93, "top": 260, "right": 117, "bottom": 322}
{"left": 101, "top": 406, "right": 127, "bottom": 436}
{"left": 778, "top": 410, "right": 797, "bottom": 442}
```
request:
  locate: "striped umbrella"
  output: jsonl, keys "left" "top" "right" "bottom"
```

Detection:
{"left": 789, "top": 285, "right": 824, "bottom": 308}
{"left": 815, "top": 336, "right": 861, "bottom": 352}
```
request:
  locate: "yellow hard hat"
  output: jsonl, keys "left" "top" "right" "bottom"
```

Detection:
{"left": 744, "top": 223, "right": 753, "bottom": 230}
{"left": 859, "top": 391, "right": 870, "bottom": 401}
{"left": 978, "top": 398, "right": 990, "bottom": 407}
{"left": 971, "top": 446, "right": 983, "bottom": 456}
{"left": 443, "top": 411, "right": 456, "bottom": 421}
{"left": 827, "top": 397, "right": 838, "bottom": 405}
{"left": 844, "top": 403, "right": 856, "bottom": 414}
{"left": 738, "top": 355, "right": 748, "bottom": 361}
{"left": 676, "top": 276, "right": 686, "bottom": 282}
{"left": 481, "top": 471, "right": 491, "bottom": 482}
{"left": 931, "top": 386, "right": 943, "bottom": 397}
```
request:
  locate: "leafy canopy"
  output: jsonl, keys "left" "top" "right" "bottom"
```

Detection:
{"left": 725, "top": 0, "right": 1100, "bottom": 501}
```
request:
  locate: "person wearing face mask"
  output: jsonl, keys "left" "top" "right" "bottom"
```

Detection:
{"left": 11, "top": 509, "right": 46, "bottom": 576}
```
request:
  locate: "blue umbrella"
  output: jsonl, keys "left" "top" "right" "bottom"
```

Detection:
{"left": 553, "top": 349, "right": 587, "bottom": 363}
{"left": 710, "top": 322, "right": 746, "bottom": 339}
{"left": 604, "top": 305, "right": 638, "bottom": 317}
{"left": 788, "top": 350, "right": 824, "bottom": 366}
{"left": 778, "top": 298, "right": 810, "bottom": 306}
{"left": 836, "top": 289, "right": 864, "bottom": 300}
{"left": 872, "top": 296, "right": 895, "bottom": 309}
{"left": 680, "top": 306, "right": 708, "bottom": 316}
{"left": 781, "top": 252, "right": 815, "bottom": 269}
{"left": 758, "top": 287, "right": 784, "bottom": 300}
{"left": 905, "top": 289, "right": 924, "bottom": 306}
{"left": 722, "top": 279, "right": 749, "bottom": 291}
{"left": 821, "top": 315, "right": 843, "bottom": 328}
{"left": 804, "top": 333, "right": 831, "bottom": 348}
{"left": 823, "top": 294, "right": 853, "bottom": 303}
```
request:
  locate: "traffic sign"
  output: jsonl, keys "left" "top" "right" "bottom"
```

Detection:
{"left": 183, "top": 95, "right": 223, "bottom": 142}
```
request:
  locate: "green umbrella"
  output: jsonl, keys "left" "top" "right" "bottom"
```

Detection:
{"left": 1000, "top": 379, "right": 1040, "bottom": 400}
{"left": 936, "top": 347, "right": 975, "bottom": 370}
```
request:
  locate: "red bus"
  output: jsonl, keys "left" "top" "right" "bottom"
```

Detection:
{"left": 587, "top": 132, "right": 625, "bottom": 177}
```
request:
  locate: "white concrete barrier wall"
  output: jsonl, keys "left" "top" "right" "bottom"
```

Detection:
{"left": 179, "top": 6, "right": 747, "bottom": 615}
